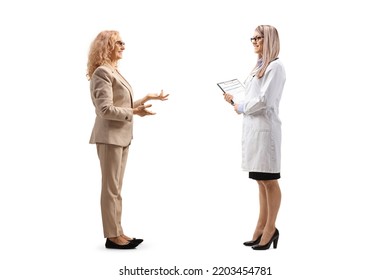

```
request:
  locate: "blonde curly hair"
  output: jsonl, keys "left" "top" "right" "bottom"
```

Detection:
{"left": 86, "top": 30, "right": 119, "bottom": 80}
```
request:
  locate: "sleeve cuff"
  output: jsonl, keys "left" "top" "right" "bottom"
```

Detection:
{"left": 237, "top": 103, "right": 245, "bottom": 114}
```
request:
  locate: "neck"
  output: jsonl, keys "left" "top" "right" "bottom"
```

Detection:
{"left": 106, "top": 60, "right": 118, "bottom": 69}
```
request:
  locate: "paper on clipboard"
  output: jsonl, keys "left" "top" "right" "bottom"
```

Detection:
{"left": 217, "top": 78, "right": 245, "bottom": 105}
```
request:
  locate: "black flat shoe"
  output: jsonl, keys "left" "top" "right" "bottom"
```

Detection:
{"left": 243, "top": 235, "right": 262, "bottom": 246}
{"left": 252, "top": 228, "right": 279, "bottom": 250}
{"left": 129, "top": 238, "right": 143, "bottom": 246}
{"left": 105, "top": 238, "right": 138, "bottom": 249}
{"left": 122, "top": 236, "right": 144, "bottom": 245}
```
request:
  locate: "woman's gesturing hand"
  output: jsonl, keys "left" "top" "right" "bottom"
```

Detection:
{"left": 147, "top": 90, "right": 169, "bottom": 101}
{"left": 133, "top": 103, "right": 155, "bottom": 117}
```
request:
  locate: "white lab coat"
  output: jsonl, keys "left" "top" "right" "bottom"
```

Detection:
{"left": 241, "top": 59, "right": 286, "bottom": 173}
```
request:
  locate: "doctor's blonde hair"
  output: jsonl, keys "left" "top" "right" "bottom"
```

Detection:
{"left": 255, "top": 25, "right": 280, "bottom": 79}
{"left": 86, "top": 30, "right": 120, "bottom": 80}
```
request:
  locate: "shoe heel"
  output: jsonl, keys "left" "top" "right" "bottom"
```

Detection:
{"left": 273, "top": 237, "right": 279, "bottom": 249}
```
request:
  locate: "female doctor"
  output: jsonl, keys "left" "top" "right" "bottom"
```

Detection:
{"left": 224, "top": 25, "right": 286, "bottom": 250}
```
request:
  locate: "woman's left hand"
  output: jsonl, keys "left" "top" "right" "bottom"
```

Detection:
{"left": 147, "top": 90, "right": 169, "bottom": 101}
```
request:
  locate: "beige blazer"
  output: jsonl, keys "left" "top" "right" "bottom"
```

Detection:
{"left": 89, "top": 64, "right": 134, "bottom": 147}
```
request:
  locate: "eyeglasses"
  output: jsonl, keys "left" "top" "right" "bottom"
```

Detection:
{"left": 116, "top": 41, "right": 125, "bottom": 47}
{"left": 250, "top": 36, "right": 262, "bottom": 43}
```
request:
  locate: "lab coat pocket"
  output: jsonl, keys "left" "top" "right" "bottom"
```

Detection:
{"left": 242, "top": 130, "right": 273, "bottom": 171}
{"left": 249, "top": 116, "right": 271, "bottom": 132}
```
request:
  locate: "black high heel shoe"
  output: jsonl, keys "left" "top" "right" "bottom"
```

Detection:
{"left": 252, "top": 228, "right": 279, "bottom": 250}
{"left": 243, "top": 235, "right": 262, "bottom": 246}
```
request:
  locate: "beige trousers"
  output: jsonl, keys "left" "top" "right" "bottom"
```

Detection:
{"left": 96, "top": 143, "right": 129, "bottom": 238}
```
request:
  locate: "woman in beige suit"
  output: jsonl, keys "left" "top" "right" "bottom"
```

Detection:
{"left": 87, "top": 30, "right": 168, "bottom": 249}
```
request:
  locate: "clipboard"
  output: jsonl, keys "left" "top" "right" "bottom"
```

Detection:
{"left": 217, "top": 78, "right": 245, "bottom": 105}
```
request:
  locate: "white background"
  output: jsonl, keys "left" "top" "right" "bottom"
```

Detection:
{"left": 1, "top": 0, "right": 390, "bottom": 279}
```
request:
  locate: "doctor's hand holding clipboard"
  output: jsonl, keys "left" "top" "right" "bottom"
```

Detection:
{"left": 224, "top": 93, "right": 242, "bottom": 114}
{"left": 223, "top": 93, "right": 242, "bottom": 115}
{"left": 223, "top": 92, "right": 235, "bottom": 105}
{"left": 217, "top": 78, "right": 245, "bottom": 109}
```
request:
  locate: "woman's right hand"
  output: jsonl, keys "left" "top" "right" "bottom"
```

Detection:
{"left": 223, "top": 93, "right": 234, "bottom": 104}
{"left": 133, "top": 104, "right": 155, "bottom": 117}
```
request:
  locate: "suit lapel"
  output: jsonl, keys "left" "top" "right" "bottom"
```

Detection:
{"left": 104, "top": 64, "right": 134, "bottom": 107}
{"left": 115, "top": 70, "right": 133, "bottom": 94}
